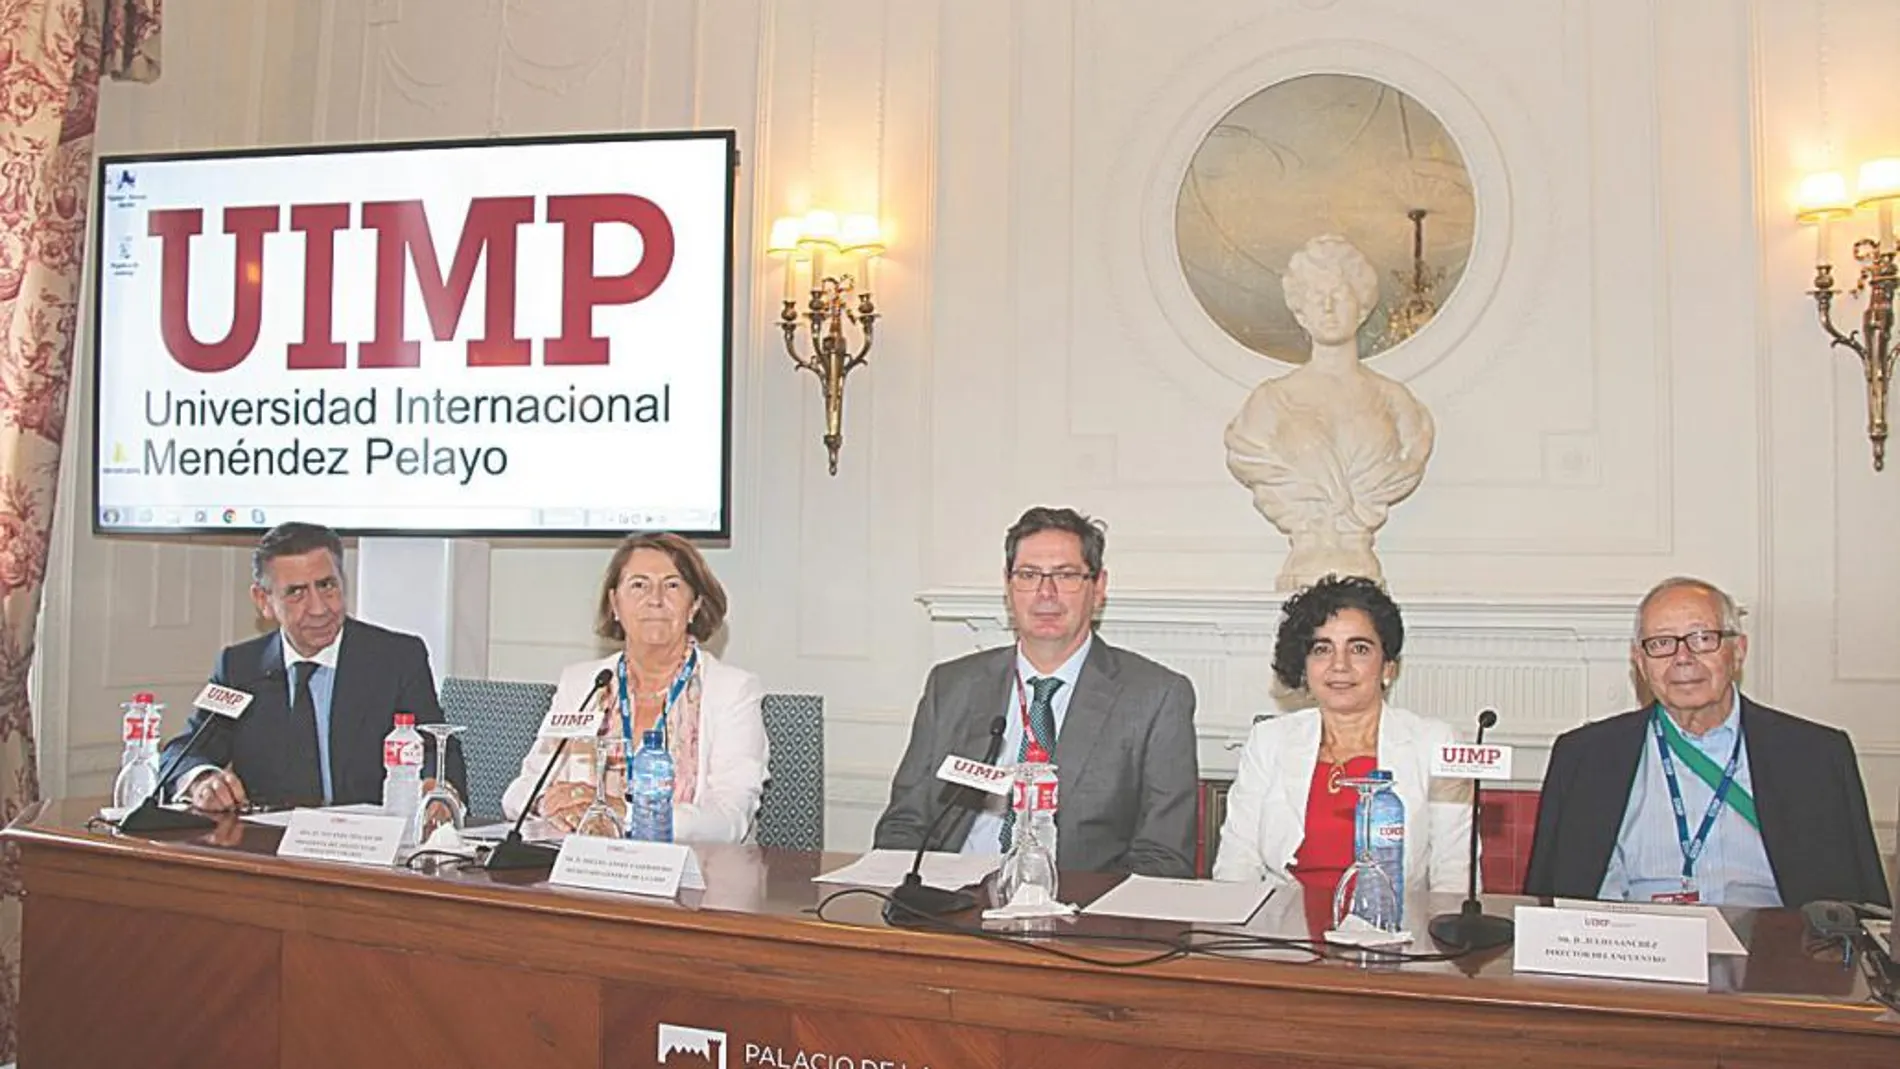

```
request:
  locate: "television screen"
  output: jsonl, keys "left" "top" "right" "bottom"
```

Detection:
{"left": 91, "top": 129, "right": 735, "bottom": 538}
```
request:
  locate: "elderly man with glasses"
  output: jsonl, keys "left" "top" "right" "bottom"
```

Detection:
{"left": 1525, "top": 577, "right": 1889, "bottom": 908}
{"left": 873, "top": 506, "right": 1200, "bottom": 877}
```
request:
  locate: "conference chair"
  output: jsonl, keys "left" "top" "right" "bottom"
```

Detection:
{"left": 439, "top": 677, "right": 558, "bottom": 821}
{"left": 757, "top": 693, "right": 825, "bottom": 852}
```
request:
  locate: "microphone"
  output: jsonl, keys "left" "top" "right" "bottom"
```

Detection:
{"left": 1427, "top": 707, "right": 1515, "bottom": 951}
{"left": 484, "top": 667, "right": 613, "bottom": 871}
{"left": 120, "top": 680, "right": 265, "bottom": 834}
{"left": 884, "top": 715, "right": 1008, "bottom": 927}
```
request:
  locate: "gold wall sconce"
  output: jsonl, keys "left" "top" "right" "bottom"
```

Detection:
{"left": 1798, "top": 158, "right": 1900, "bottom": 470}
{"left": 768, "top": 211, "right": 884, "bottom": 475}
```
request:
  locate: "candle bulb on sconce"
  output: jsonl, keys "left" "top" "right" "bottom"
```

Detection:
{"left": 1863, "top": 159, "right": 1900, "bottom": 247}
{"left": 1798, "top": 159, "right": 1900, "bottom": 470}
{"left": 1798, "top": 172, "right": 1851, "bottom": 266}
{"left": 768, "top": 210, "right": 885, "bottom": 474}
{"left": 767, "top": 217, "right": 803, "bottom": 302}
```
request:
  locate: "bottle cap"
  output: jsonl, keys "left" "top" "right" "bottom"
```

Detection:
{"left": 1023, "top": 742, "right": 1050, "bottom": 764}
{"left": 394, "top": 713, "right": 415, "bottom": 726}
{"left": 641, "top": 728, "right": 665, "bottom": 748}
{"left": 133, "top": 691, "right": 157, "bottom": 703}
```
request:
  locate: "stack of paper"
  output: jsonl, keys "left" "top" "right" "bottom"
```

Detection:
{"left": 815, "top": 849, "right": 1001, "bottom": 891}
{"left": 1080, "top": 875, "right": 1274, "bottom": 924}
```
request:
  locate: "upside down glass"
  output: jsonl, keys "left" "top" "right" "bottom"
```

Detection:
{"left": 1332, "top": 774, "right": 1401, "bottom": 932}
{"left": 573, "top": 736, "right": 629, "bottom": 839}
{"left": 410, "top": 723, "right": 467, "bottom": 847}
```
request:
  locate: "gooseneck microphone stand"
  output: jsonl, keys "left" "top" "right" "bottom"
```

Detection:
{"left": 884, "top": 716, "right": 1008, "bottom": 927}
{"left": 483, "top": 669, "right": 613, "bottom": 871}
{"left": 1427, "top": 708, "right": 1515, "bottom": 951}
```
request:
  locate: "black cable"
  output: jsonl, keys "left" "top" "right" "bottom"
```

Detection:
{"left": 814, "top": 886, "right": 1489, "bottom": 969}
{"left": 816, "top": 887, "right": 1195, "bottom": 968}
{"left": 403, "top": 849, "right": 479, "bottom": 873}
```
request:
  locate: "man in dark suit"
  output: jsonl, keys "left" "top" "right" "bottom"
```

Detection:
{"left": 874, "top": 507, "right": 1200, "bottom": 877}
{"left": 1525, "top": 577, "right": 1888, "bottom": 908}
{"left": 162, "top": 522, "right": 466, "bottom": 809}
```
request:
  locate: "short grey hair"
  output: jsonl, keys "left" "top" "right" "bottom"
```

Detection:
{"left": 253, "top": 521, "right": 346, "bottom": 590}
{"left": 1633, "top": 576, "right": 1745, "bottom": 641}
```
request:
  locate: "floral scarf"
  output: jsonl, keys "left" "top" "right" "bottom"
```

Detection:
{"left": 593, "top": 647, "right": 703, "bottom": 805}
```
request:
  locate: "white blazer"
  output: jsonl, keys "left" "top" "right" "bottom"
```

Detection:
{"left": 1211, "top": 704, "right": 1474, "bottom": 894}
{"left": 499, "top": 650, "right": 770, "bottom": 844}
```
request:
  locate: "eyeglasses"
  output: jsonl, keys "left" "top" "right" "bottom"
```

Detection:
{"left": 1638, "top": 629, "right": 1737, "bottom": 658}
{"left": 623, "top": 576, "right": 692, "bottom": 601}
{"left": 1007, "top": 568, "right": 1097, "bottom": 593}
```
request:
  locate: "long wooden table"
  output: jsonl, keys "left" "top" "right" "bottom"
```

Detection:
{"left": 6, "top": 798, "right": 1897, "bottom": 1068}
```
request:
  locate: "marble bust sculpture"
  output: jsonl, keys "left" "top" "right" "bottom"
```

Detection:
{"left": 1224, "top": 235, "right": 1436, "bottom": 589}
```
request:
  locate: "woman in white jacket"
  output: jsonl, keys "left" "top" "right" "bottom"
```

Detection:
{"left": 1213, "top": 575, "right": 1471, "bottom": 912}
{"left": 501, "top": 533, "right": 768, "bottom": 843}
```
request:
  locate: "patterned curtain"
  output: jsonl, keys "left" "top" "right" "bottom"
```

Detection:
{"left": 0, "top": 0, "right": 160, "bottom": 1058}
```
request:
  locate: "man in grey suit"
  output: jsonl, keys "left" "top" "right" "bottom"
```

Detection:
{"left": 874, "top": 506, "right": 1200, "bottom": 877}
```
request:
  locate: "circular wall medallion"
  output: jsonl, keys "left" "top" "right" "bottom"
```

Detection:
{"left": 1175, "top": 73, "right": 1475, "bottom": 365}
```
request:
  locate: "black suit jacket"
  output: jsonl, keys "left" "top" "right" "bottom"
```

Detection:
{"left": 161, "top": 617, "right": 466, "bottom": 807}
{"left": 1524, "top": 696, "right": 1889, "bottom": 908}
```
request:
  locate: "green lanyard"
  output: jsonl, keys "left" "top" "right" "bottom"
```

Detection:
{"left": 1654, "top": 706, "right": 1760, "bottom": 831}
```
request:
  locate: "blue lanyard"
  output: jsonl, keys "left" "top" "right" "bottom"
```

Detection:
{"left": 616, "top": 645, "right": 698, "bottom": 749}
{"left": 1650, "top": 706, "right": 1744, "bottom": 881}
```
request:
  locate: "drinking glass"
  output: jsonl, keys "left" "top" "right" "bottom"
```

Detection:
{"left": 1332, "top": 774, "right": 1401, "bottom": 932}
{"left": 411, "top": 723, "right": 467, "bottom": 846}
{"left": 573, "top": 736, "right": 629, "bottom": 839}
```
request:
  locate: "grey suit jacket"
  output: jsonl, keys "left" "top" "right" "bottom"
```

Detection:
{"left": 873, "top": 639, "right": 1200, "bottom": 877}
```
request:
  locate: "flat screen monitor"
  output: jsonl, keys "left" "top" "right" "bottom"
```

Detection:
{"left": 91, "top": 129, "right": 735, "bottom": 538}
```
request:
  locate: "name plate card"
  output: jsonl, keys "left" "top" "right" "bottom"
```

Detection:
{"left": 935, "top": 754, "right": 1013, "bottom": 796}
{"left": 550, "top": 838, "right": 706, "bottom": 898}
{"left": 1514, "top": 905, "right": 1709, "bottom": 985}
{"left": 276, "top": 808, "right": 405, "bottom": 868}
{"left": 1430, "top": 743, "right": 1515, "bottom": 781}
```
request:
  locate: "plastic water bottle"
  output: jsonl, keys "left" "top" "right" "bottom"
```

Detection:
{"left": 381, "top": 713, "right": 424, "bottom": 840}
{"left": 999, "top": 748, "right": 1060, "bottom": 906}
{"left": 110, "top": 692, "right": 163, "bottom": 808}
{"left": 625, "top": 729, "right": 674, "bottom": 843}
{"left": 1362, "top": 769, "right": 1407, "bottom": 921}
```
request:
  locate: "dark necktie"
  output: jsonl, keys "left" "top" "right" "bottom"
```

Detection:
{"left": 1000, "top": 676, "right": 1064, "bottom": 850}
{"left": 286, "top": 660, "right": 323, "bottom": 804}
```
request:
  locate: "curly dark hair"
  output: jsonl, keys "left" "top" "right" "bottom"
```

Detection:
{"left": 1271, "top": 574, "right": 1405, "bottom": 691}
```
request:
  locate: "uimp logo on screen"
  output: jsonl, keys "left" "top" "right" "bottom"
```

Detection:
{"left": 148, "top": 192, "right": 673, "bottom": 373}
{"left": 655, "top": 1021, "right": 937, "bottom": 1069}
{"left": 92, "top": 133, "right": 734, "bottom": 535}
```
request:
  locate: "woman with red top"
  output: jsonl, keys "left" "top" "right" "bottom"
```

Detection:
{"left": 1212, "top": 576, "right": 1472, "bottom": 927}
